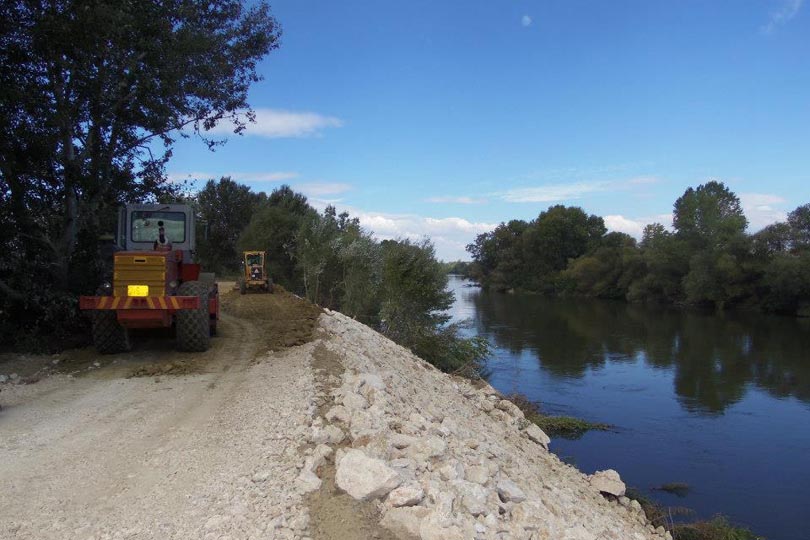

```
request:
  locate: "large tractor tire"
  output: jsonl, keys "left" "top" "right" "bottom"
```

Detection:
{"left": 91, "top": 310, "right": 132, "bottom": 354}
{"left": 239, "top": 280, "right": 246, "bottom": 295}
{"left": 176, "top": 281, "right": 211, "bottom": 352}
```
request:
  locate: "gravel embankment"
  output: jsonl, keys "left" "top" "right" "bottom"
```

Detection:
{"left": 1, "top": 296, "right": 669, "bottom": 540}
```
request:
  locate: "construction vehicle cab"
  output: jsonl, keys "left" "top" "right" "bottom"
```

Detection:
{"left": 239, "top": 250, "right": 273, "bottom": 294}
{"left": 79, "top": 204, "right": 219, "bottom": 353}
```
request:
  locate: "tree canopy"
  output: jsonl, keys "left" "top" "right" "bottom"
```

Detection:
{"left": 468, "top": 182, "right": 810, "bottom": 315}
{"left": 0, "top": 0, "right": 280, "bottom": 347}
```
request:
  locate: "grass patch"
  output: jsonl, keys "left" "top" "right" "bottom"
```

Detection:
{"left": 505, "top": 393, "right": 612, "bottom": 439}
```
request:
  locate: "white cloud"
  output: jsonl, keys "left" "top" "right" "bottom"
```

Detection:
{"left": 500, "top": 181, "right": 609, "bottom": 203}
{"left": 207, "top": 108, "right": 343, "bottom": 138}
{"left": 604, "top": 214, "right": 673, "bottom": 239}
{"left": 740, "top": 192, "right": 788, "bottom": 231}
{"left": 626, "top": 176, "right": 660, "bottom": 185}
{"left": 167, "top": 171, "right": 299, "bottom": 184}
{"left": 762, "top": 0, "right": 804, "bottom": 33}
{"left": 317, "top": 205, "right": 496, "bottom": 260}
{"left": 521, "top": 15, "right": 532, "bottom": 27}
{"left": 425, "top": 196, "right": 487, "bottom": 204}
{"left": 295, "top": 182, "right": 353, "bottom": 197}
{"left": 498, "top": 176, "right": 661, "bottom": 203}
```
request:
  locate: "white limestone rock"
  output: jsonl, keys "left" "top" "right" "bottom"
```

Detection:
{"left": 589, "top": 469, "right": 626, "bottom": 497}
{"left": 458, "top": 482, "right": 489, "bottom": 516}
{"left": 335, "top": 449, "right": 401, "bottom": 501}
{"left": 387, "top": 485, "right": 425, "bottom": 507}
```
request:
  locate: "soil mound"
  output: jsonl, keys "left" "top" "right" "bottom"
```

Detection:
{"left": 220, "top": 285, "right": 322, "bottom": 351}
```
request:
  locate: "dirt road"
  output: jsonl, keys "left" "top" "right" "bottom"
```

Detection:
{"left": 0, "top": 291, "right": 320, "bottom": 540}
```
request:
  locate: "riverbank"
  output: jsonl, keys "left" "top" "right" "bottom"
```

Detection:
{"left": 316, "top": 308, "right": 666, "bottom": 539}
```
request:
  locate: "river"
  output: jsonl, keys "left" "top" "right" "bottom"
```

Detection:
{"left": 447, "top": 276, "right": 810, "bottom": 540}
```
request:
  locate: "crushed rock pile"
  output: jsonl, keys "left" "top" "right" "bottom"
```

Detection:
{"left": 301, "top": 310, "right": 671, "bottom": 540}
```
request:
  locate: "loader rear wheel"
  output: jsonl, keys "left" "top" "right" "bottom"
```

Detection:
{"left": 176, "top": 281, "right": 210, "bottom": 352}
{"left": 91, "top": 310, "right": 132, "bottom": 354}
{"left": 239, "top": 280, "right": 246, "bottom": 295}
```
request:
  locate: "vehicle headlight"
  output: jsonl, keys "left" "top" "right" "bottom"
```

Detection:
{"left": 168, "top": 280, "right": 178, "bottom": 289}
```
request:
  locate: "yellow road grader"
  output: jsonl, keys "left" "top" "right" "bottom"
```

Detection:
{"left": 239, "top": 251, "right": 273, "bottom": 294}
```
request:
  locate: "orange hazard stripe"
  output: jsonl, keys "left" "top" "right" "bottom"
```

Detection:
{"left": 159, "top": 297, "right": 167, "bottom": 309}
{"left": 170, "top": 297, "right": 180, "bottom": 309}
{"left": 111, "top": 297, "right": 121, "bottom": 309}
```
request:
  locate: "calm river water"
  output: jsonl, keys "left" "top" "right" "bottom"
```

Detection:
{"left": 447, "top": 276, "right": 810, "bottom": 540}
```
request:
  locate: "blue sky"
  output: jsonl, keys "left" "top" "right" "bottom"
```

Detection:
{"left": 167, "top": 0, "right": 810, "bottom": 260}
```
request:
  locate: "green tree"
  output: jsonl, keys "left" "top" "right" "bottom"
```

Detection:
{"left": 238, "top": 186, "right": 315, "bottom": 290}
{"left": 564, "top": 232, "right": 644, "bottom": 298}
{"left": 787, "top": 203, "right": 810, "bottom": 249}
{"left": 522, "top": 206, "right": 606, "bottom": 293}
{"left": 295, "top": 207, "right": 343, "bottom": 306}
{"left": 196, "top": 177, "right": 263, "bottom": 273}
{"left": 378, "top": 240, "right": 452, "bottom": 344}
{"left": 673, "top": 181, "right": 747, "bottom": 249}
{"left": 627, "top": 223, "right": 688, "bottom": 303}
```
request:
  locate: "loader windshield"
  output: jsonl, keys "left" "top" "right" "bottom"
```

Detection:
{"left": 131, "top": 211, "right": 186, "bottom": 243}
{"left": 246, "top": 253, "right": 263, "bottom": 266}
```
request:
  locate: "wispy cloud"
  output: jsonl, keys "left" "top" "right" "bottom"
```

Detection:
{"left": 498, "top": 176, "right": 660, "bottom": 203}
{"left": 521, "top": 15, "right": 532, "bottom": 27}
{"left": 425, "top": 196, "right": 488, "bottom": 204}
{"left": 208, "top": 108, "right": 344, "bottom": 138}
{"left": 167, "top": 171, "right": 299, "bottom": 184}
{"left": 295, "top": 182, "right": 353, "bottom": 197}
{"left": 500, "top": 181, "right": 607, "bottom": 203}
{"left": 762, "top": 0, "right": 804, "bottom": 33}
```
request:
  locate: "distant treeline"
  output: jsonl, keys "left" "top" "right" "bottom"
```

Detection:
{"left": 439, "top": 260, "right": 473, "bottom": 277}
{"left": 467, "top": 181, "right": 810, "bottom": 315}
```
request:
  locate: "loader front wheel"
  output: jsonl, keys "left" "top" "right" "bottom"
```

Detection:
{"left": 176, "top": 281, "right": 211, "bottom": 352}
{"left": 91, "top": 310, "right": 132, "bottom": 354}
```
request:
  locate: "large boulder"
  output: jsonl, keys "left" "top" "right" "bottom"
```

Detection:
{"left": 335, "top": 449, "right": 401, "bottom": 500}
{"left": 589, "top": 469, "right": 626, "bottom": 497}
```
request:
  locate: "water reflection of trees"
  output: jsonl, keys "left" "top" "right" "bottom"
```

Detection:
{"left": 471, "top": 290, "right": 810, "bottom": 413}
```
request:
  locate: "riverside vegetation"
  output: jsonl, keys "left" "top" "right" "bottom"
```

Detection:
{"left": 466, "top": 181, "right": 810, "bottom": 317}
